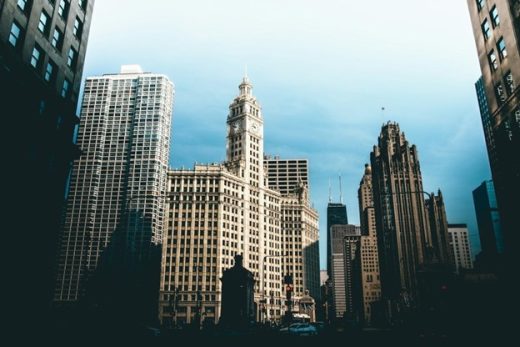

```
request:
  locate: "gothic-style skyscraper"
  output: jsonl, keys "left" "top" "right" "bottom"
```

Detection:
{"left": 370, "top": 122, "right": 433, "bottom": 308}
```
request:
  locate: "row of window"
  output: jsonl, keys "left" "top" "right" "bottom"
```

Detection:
{"left": 8, "top": 21, "right": 73, "bottom": 97}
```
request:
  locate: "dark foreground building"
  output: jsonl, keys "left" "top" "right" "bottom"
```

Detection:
{"left": 220, "top": 254, "right": 256, "bottom": 329}
{"left": 1, "top": 0, "right": 94, "bottom": 325}
{"left": 467, "top": 0, "right": 520, "bottom": 268}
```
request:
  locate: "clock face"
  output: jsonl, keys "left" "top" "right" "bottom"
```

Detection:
{"left": 250, "top": 122, "right": 259, "bottom": 133}
{"left": 232, "top": 121, "right": 240, "bottom": 131}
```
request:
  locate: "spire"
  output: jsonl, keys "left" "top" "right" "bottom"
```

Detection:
{"left": 239, "top": 71, "right": 252, "bottom": 97}
{"left": 339, "top": 174, "right": 343, "bottom": 204}
{"left": 328, "top": 178, "right": 332, "bottom": 203}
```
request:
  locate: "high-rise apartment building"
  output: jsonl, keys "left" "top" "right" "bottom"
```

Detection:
{"left": 473, "top": 180, "right": 504, "bottom": 268}
{"left": 265, "top": 158, "right": 320, "bottom": 302}
{"left": 326, "top": 202, "right": 348, "bottom": 277}
{"left": 370, "top": 122, "right": 433, "bottom": 308}
{"left": 448, "top": 224, "right": 474, "bottom": 273}
{"left": 54, "top": 66, "right": 174, "bottom": 309}
{"left": 329, "top": 224, "right": 362, "bottom": 320}
{"left": 160, "top": 77, "right": 286, "bottom": 325}
{"left": 1, "top": 0, "right": 95, "bottom": 314}
{"left": 467, "top": 0, "right": 520, "bottom": 265}
{"left": 358, "top": 164, "right": 381, "bottom": 325}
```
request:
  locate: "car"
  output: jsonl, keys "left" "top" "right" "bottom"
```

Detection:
{"left": 279, "top": 323, "right": 318, "bottom": 336}
{"left": 310, "top": 321, "right": 325, "bottom": 334}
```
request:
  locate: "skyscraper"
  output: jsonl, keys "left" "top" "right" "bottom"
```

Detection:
{"left": 329, "top": 224, "right": 361, "bottom": 320}
{"left": 159, "top": 77, "right": 285, "bottom": 324}
{"left": 473, "top": 180, "right": 504, "bottom": 269}
{"left": 265, "top": 157, "right": 320, "bottom": 302}
{"left": 358, "top": 164, "right": 381, "bottom": 325}
{"left": 425, "top": 191, "right": 453, "bottom": 267}
{"left": 1, "top": 0, "right": 95, "bottom": 315}
{"left": 448, "top": 224, "right": 474, "bottom": 274}
{"left": 265, "top": 158, "right": 309, "bottom": 195}
{"left": 370, "top": 122, "right": 433, "bottom": 308}
{"left": 326, "top": 202, "right": 348, "bottom": 277}
{"left": 54, "top": 66, "right": 174, "bottom": 311}
{"left": 467, "top": 0, "right": 520, "bottom": 265}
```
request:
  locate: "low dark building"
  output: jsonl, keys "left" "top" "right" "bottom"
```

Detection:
{"left": 219, "top": 254, "right": 255, "bottom": 328}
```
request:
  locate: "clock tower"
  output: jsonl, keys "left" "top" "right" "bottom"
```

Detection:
{"left": 226, "top": 75, "right": 264, "bottom": 187}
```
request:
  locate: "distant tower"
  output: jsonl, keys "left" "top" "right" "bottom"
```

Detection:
{"left": 425, "top": 190, "right": 453, "bottom": 267}
{"left": 357, "top": 164, "right": 381, "bottom": 325}
{"left": 326, "top": 201, "right": 348, "bottom": 277}
{"left": 448, "top": 224, "right": 473, "bottom": 274}
{"left": 329, "top": 225, "right": 362, "bottom": 320}
{"left": 370, "top": 122, "right": 432, "bottom": 307}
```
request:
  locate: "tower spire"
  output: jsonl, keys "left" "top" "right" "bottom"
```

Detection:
{"left": 328, "top": 178, "right": 332, "bottom": 203}
{"left": 339, "top": 174, "right": 343, "bottom": 204}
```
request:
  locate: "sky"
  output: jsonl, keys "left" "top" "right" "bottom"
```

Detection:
{"left": 81, "top": 0, "right": 491, "bottom": 268}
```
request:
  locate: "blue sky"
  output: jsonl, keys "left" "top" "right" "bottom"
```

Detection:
{"left": 81, "top": 0, "right": 490, "bottom": 268}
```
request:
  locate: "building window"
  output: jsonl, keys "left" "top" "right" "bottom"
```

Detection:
{"left": 495, "top": 83, "right": 506, "bottom": 105}
{"left": 8, "top": 22, "right": 23, "bottom": 48}
{"left": 481, "top": 19, "right": 491, "bottom": 40}
{"left": 497, "top": 37, "right": 507, "bottom": 60}
{"left": 17, "top": 0, "right": 31, "bottom": 14}
{"left": 67, "top": 47, "right": 77, "bottom": 69}
{"left": 79, "top": 0, "right": 87, "bottom": 11}
{"left": 61, "top": 79, "right": 70, "bottom": 98}
{"left": 44, "top": 60, "right": 57, "bottom": 82}
{"left": 38, "top": 11, "right": 51, "bottom": 36}
{"left": 58, "top": 0, "right": 69, "bottom": 19}
{"left": 73, "top": 17, "right": 83, "bottom": 39}
{"left": 476, "top": 0, "right": 486, "bottom": 11}
{"left": 30, "top": 44, "right": 43, "bottom": 69}
{"left": 488, "top": 50, "right": 498, "bottom": 71}
{"left": 504, "top": 71, "right": 515, "bottom": 96}
{"left": 51, "top": 28, "right": 63, "bottom": 50}
{"left": 490, "top": 6, "right": 500, "bottom": 27}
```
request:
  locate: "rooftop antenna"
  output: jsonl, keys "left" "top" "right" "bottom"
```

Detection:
{"left": 328, "top": 178, "right": 332, "bottom": 203}
{"left": 339, "top": 174, "right": 343, "bottom": 204}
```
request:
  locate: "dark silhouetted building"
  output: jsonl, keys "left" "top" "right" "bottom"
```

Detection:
{"left": 329, "top": 224, "right": 361, "bottom": 321}
{"left": 326, "top": 202, "right": 348, "bottom": 277}
{"left": 425, "top": 190, "right": 453, "bottom": 267}
{"left": 467, "top": 0, "right": 520, "bottom": 267}
{"left": 219, "top": 254, "right": 256, "bottom": 328}
{"left": 473, "top": 180, "right": 504, "bottom": 270}
{"left": 1, "top": 0, "right": 94, "bottom": 322}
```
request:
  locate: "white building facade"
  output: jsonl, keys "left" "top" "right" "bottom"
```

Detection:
{"left": 159, "top": 77, "right": 285, "bottom": 325}
{"left": 54, "top": 65, "right": 174, "bottom": 302}
{"left": 448, "top": 224, "right": 473, "bottom": 273}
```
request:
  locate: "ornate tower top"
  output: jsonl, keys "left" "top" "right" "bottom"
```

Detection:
{"left": 239, "top": 74, "right": 253, "bottom": 97}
